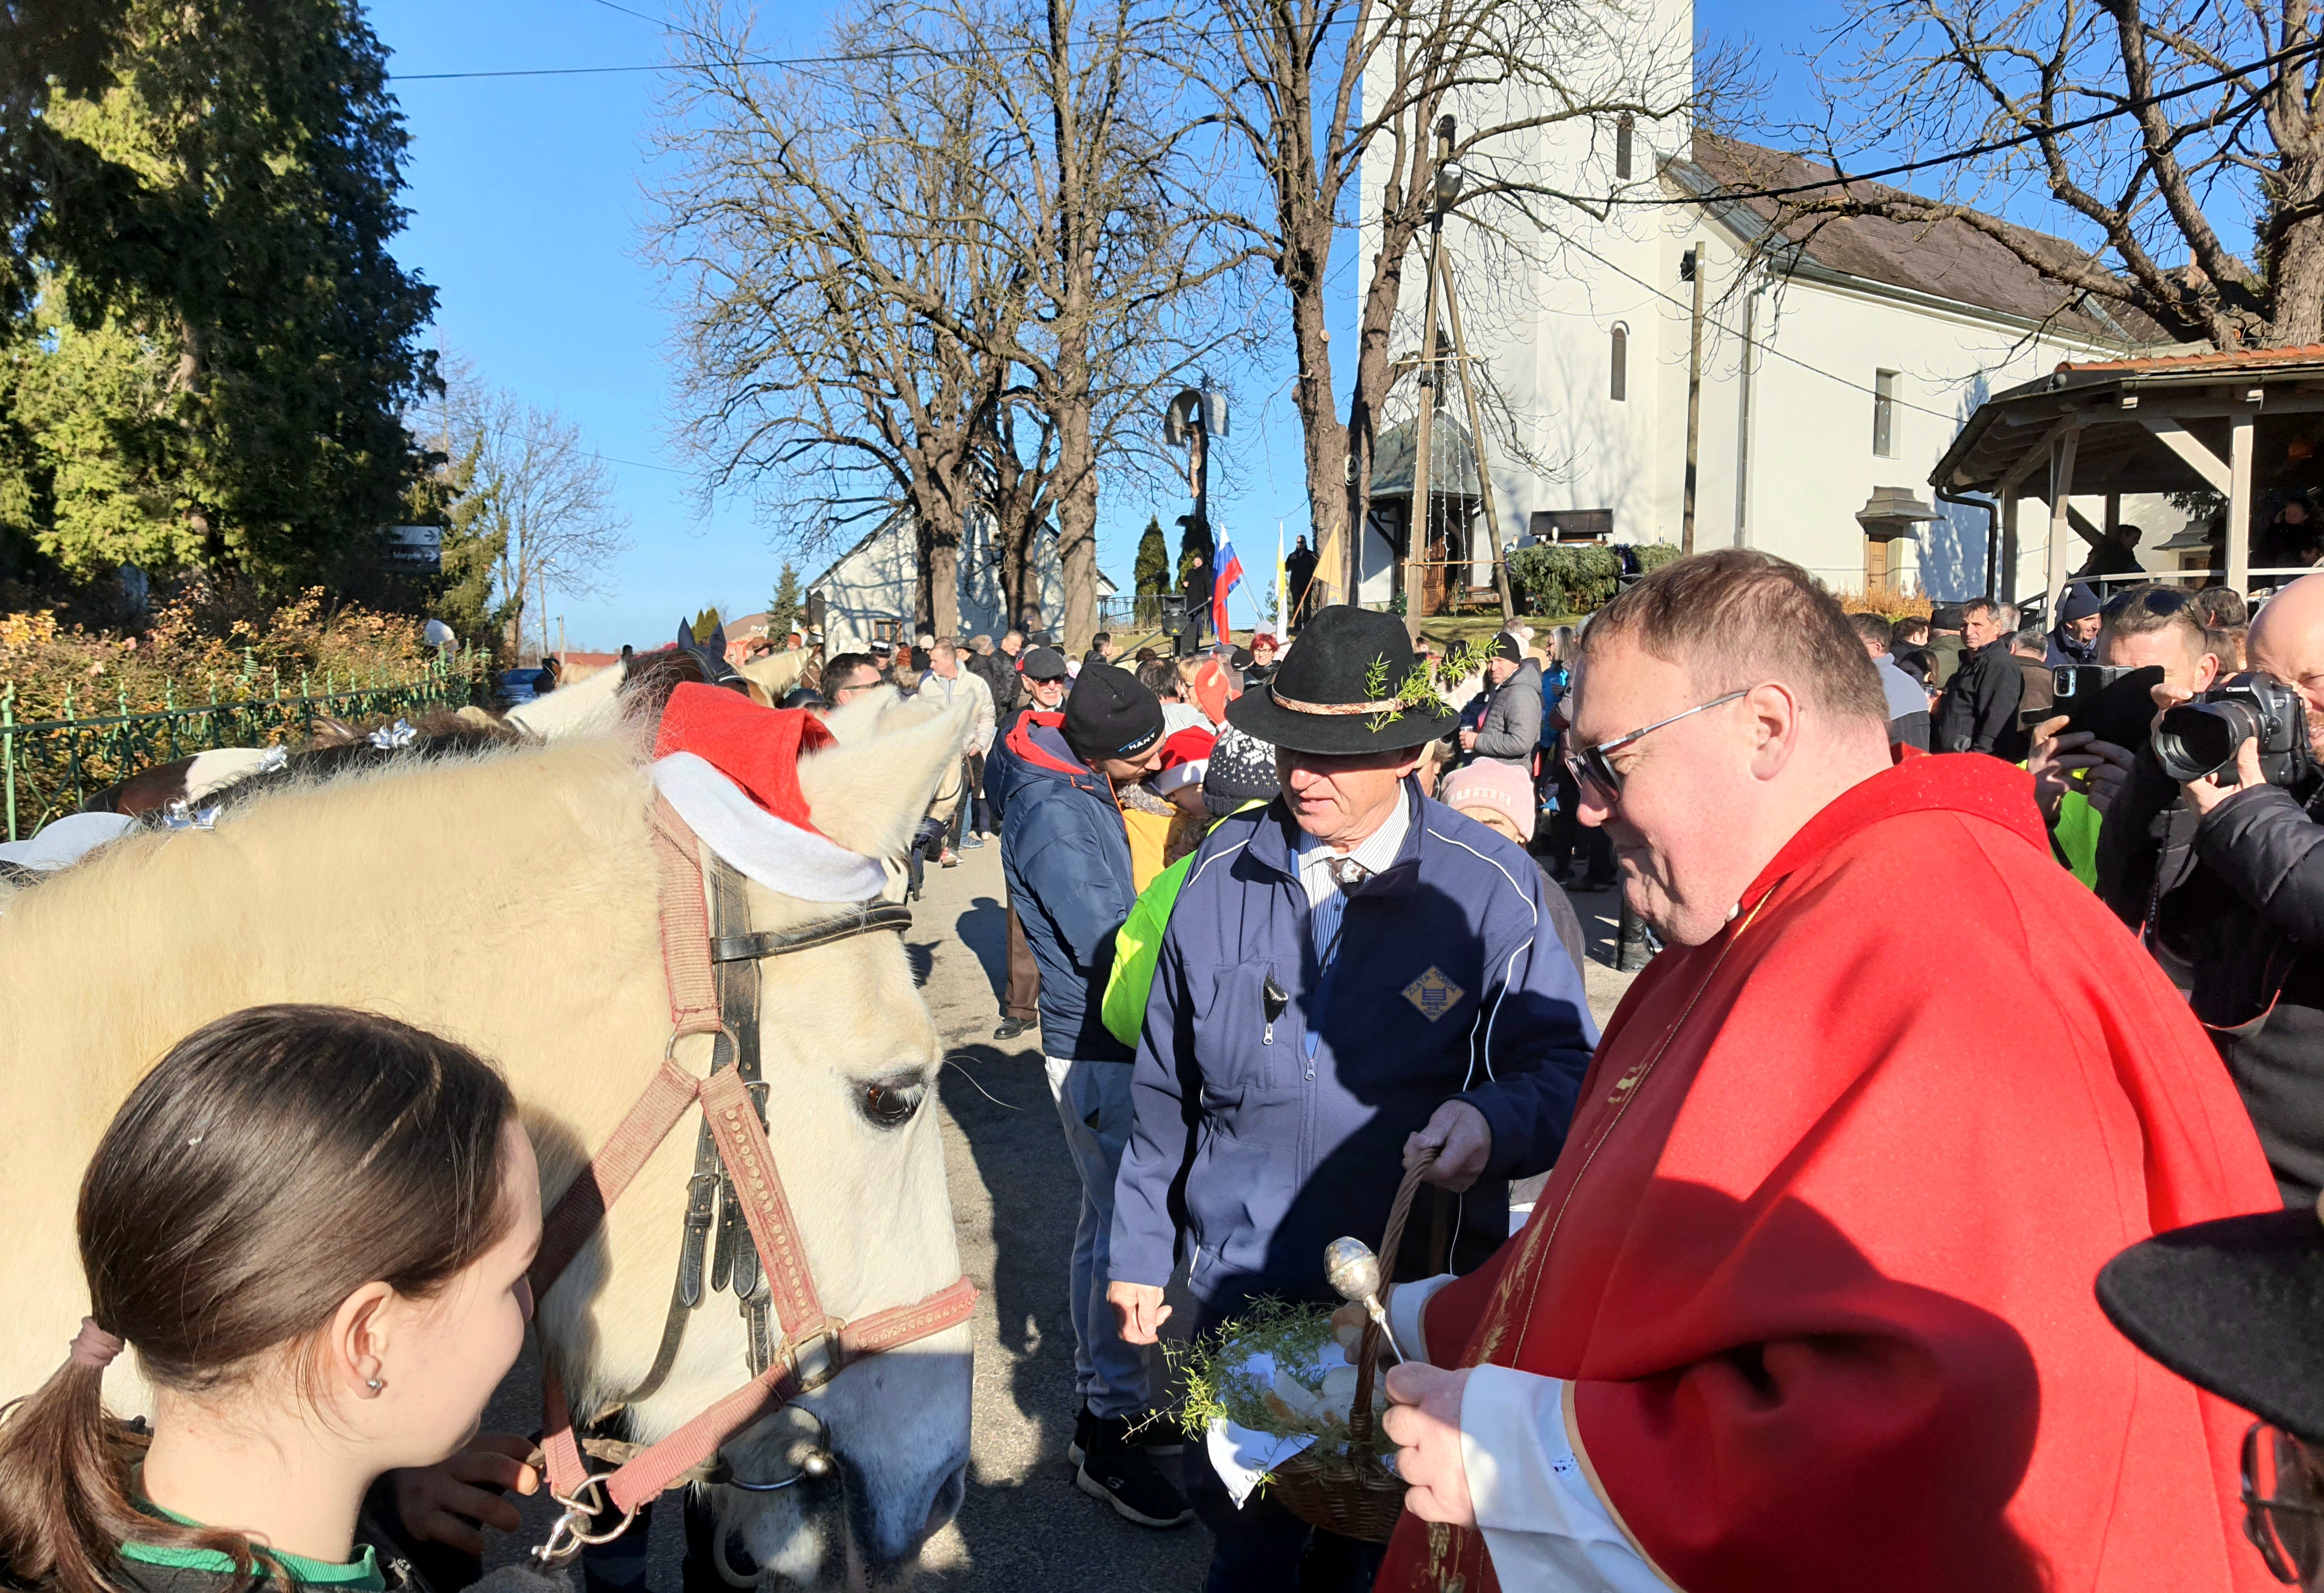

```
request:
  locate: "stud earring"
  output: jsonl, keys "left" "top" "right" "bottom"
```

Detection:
{"left": 366, "top": 1376, "right": 383, "bottom": 1391}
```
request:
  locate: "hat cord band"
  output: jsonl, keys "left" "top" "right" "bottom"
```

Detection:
{"left": 1268, "top": 690, "right": 1409, "bottom": 716}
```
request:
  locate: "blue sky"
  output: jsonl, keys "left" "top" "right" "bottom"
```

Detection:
{"left": 371, "top": 0, "right": 1841, "bottom": 649}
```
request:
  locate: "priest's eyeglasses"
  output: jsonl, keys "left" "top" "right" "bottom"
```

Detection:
{"left": 2243, "top": 1421, "right": 2324, "bottom": 1584}
{"left": 1564, "top": 689, "right": 1752, "bottom": 800}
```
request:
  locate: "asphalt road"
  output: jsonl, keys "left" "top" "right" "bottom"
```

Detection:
{"left": 477, "top": 836, "right": 1639, "bottom": 1592}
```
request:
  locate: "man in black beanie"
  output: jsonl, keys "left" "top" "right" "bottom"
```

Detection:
{"left": 2046, "top": 580, "right": 2103, "bottom": 667}
{"left": 983, "top": 662, "right": 1190, "bottom": 1528}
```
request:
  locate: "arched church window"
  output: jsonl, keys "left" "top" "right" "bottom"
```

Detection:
{"left": 1616, "top": 114, "right": 1635, "bottom": 180}
{"left": 1610, "top": 323, "right": 1629, "bottom": 402}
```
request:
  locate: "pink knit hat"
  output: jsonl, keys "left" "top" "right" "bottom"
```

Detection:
{"left": 1440, "top": 759, "right": 1537, "bottom": 843}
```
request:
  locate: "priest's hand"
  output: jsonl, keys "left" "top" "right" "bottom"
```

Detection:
{"left": 1108, "top": 1281, "right": 1171, "bottom": 1344}
{"left": 1382, "top": 1362, "right": 1474, "bottom": 1527}
{"left": 1406, "top": 1100, "right": 1492, "bottom": 1191}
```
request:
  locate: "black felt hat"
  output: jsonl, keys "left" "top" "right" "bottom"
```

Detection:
{"left": 2097, "top": 1206, "right": 2324, "bottom": 1443}
{"left": 1224, "top": 604, "right": 1457, "bottom": 755}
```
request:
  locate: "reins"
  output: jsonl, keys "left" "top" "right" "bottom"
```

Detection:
{"left": 523, "top": 797, "right": 977, "bottom": 1565}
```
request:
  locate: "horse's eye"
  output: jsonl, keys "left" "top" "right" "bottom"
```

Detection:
{"left": 859, "top": 1079, "right": 925, "bottom": 1128}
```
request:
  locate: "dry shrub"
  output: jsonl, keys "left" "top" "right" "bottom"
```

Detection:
{"left": 1831, "top": 586, "right": 1934, "bottom": 622}
{"left": 2, "top": 578, "right": 432, "bottom": 724}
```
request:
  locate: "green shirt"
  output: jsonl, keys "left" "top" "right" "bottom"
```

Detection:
{"left": 122, "top": 1488, "right": 385, "bottom": 1591}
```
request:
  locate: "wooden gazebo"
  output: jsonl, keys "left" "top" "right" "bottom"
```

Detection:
{"left": 1931, "top": 345, "right": 2324, "bottom": 605}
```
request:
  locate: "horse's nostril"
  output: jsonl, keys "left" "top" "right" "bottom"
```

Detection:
{"left": 925, "top": 1462, "right": 968, "bottom": 1534}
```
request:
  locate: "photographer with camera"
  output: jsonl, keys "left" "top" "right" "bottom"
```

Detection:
{"left": 2096, "top": 574, "right": 2324, "bottom": 1206}
{"left": 2027, "top": 588, "right": 2220, "bottom": 887}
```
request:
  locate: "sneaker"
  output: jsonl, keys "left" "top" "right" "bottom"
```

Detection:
{"left": 941, "top": 849, "right": 960, "bottom": 867}
{"left": 960, "top": 833, "right": 984, "bottom": 850}
{"left": 1068, "top": 1404, "right": 1183, "bottom": 1466}
{"left": 1076, "top": 1418, "right": 1193, "bottom": 1528}
{"left": 993, "top": 1016, "right": 1035, "bottom": 1041}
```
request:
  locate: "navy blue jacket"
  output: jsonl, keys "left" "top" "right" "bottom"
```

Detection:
{"left": 1111, "top": 785, "right": 1598, "bottom": 1318}
{"left": 991, "top": 711, "right": 1137, "bottom": 1061}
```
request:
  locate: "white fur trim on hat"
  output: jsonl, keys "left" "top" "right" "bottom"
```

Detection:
{"left": 1153, "top": 758, "right": 1208, "bottom": 797}
{"left": 651, "top": 752, "right": 890, "bottom": 903}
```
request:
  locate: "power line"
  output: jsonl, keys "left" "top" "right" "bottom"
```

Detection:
{"left": 1602, "top": 35, "right": 2324, "bottom": 209}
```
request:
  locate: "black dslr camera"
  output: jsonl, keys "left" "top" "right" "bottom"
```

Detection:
{"left": 2153, "top": 672, "right": 2315, "bottom": 788}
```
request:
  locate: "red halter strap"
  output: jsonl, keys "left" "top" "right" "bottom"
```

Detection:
{"left": 526, "top": 799, "right": 975, "bottom": 1542}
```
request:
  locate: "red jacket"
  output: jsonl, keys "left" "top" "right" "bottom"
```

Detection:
{"left": 1377, "top": 753, "right": 2279, "bottom": 1593}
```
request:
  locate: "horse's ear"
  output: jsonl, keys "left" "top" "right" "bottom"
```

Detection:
{"left": 815, "top": 684, "right": 899, "bottom": 745}
{"left": 797, "top": 695, "right": 973, "bottom": 860}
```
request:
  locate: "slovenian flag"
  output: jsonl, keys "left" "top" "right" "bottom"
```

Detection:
{"left": 1213, "top": 524, "right": 1245, "bottom": 643}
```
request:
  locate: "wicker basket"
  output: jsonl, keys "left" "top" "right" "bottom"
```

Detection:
{"left": 1263, "top": 1149, "right": 1436, "bottom": 1543}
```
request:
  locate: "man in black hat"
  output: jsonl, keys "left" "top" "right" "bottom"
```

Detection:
{"left": 1105, "top": 604, "right": 1597, "bottom": 1590}
{"left": 986, "top": 644, "right": 1072, "bottom": 1043}
{"left": 985, "top": 662, "right": 1192, "bottom": 1530}
{"left": 2047, "top": 581, "right": 2104, "bottom": 668}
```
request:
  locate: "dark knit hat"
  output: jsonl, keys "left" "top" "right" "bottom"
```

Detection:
{"left": 1019, "top": 645, "right": 1068, "bottom": 681}
{"left": 1063, "top": 663, "right": 1164, "bottom": 762}
{"left": 2098, "top": 1206, "right": 2324, "bottom": 1444}
{"left": 1203, "top": 723, "right": 1280, "bottom": 816}
{"left": 1489, "top": 634, "right": 1525, "bottom": 665}
{"left": 1930, "top": 603, "right": 1966, "bottom": 631}
{"left": 2058, "top": 583, "right": 2102, "bottom": 622}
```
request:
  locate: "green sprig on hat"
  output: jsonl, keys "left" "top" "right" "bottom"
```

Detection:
{"left": 1363, "top": 639, "right": 1493, "bottom": 734}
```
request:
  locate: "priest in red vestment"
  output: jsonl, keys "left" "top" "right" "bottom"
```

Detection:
{"left": 1375, "top": 550, "right": 2281, "bottom": 1593}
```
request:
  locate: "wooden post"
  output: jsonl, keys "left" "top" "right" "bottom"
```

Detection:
{"left": 1436, "top": 246, "right": 1514, "bottom": 624}
{"left": 1405, "top": 215, "right": 1446, "bottom": 641}
{"left": 1682, "top": 247, "right": 1706, "bottom": 555}
{"left": 2047, "top": 430, "right": 2081, "bottom": 611}
{"left": 2229, "top": 407, "right": 2255, "bottom": 594}
{"left": 1999, "top": 488, "right": 2020, "bottom": 603}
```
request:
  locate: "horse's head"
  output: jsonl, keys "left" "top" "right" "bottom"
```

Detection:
{"left": 575, "top": 690, "right": 977, "bottom": 1588}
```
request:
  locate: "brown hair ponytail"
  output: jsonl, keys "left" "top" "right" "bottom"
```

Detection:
{"left": 0, "top": 1005, "right": 518, "bottom": 1593}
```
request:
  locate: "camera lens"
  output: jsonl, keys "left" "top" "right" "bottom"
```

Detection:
{"left": 2155, "top": 700, "right": 2259, "bottom": 783}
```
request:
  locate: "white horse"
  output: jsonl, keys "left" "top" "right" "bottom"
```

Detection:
{"left": 0, "top": 690, "right": 976, "bottom": 1588}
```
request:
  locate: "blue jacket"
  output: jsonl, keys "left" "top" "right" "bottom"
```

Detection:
{"left": 990, "top": 711, "right": 1137, "bottom": 1061}
{"left": 1110, "top": 784, "right": 1598, "bottom": 1318}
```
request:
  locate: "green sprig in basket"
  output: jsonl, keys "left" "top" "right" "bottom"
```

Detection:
{"left": 1175, "top": 1149, "right": 1436, "bottom": 1543}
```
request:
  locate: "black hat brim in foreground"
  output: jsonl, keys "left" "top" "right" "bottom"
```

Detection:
{"left": 2096, "top": 1207, "right": 2324, "bottom": 1443}
{"left": 1225, "top": 685, "right": 1457, "bottom": 755}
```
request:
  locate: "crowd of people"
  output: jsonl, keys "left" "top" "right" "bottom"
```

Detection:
{"left": 21, "top": 549, "right": 2324, "bottom": 1593}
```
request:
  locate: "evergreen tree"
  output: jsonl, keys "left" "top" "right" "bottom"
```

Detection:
{"left": 1133, "top": 516, "right": 1168, "bottom": 596}
{"left": 9, "top": 0, "right": 437, "bottom": 586}
{"left": 768, "top": 563, "right": 801, "bottom": 639}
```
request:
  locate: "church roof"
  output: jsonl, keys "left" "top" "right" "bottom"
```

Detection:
{"left": 1670, "top": 134, "right": 2174, "bottom": 348}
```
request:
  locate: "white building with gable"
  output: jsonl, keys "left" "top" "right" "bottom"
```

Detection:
{"left": 1360, "top": 22, "right": 2198, "bottom": 609}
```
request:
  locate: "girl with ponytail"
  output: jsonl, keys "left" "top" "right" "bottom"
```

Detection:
{"left": 0, "top": 1005, "right": 545, "bottom": 1593}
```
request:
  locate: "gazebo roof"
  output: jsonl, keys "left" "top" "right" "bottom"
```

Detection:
{"left": 1369, "top": 411, "right": 1483, "bottom": 499}
{"left": 1932, "top": 345, "right": 2324, "bottom": 499}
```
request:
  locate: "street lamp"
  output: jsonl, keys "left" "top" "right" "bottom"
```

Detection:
{"left": 1434, "top": 157, "right": 1468, "bottom": 213}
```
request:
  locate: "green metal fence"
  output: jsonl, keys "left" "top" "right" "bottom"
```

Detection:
{"left": 1, "top": 654, "right": 486, "bottom": 842}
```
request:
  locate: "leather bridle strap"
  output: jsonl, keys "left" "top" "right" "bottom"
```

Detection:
{"left": 529, "top": 798, "right": 975, "bottom": 1543}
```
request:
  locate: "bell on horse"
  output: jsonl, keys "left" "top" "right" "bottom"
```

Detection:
{"left": 0, "top": 679, "right": 979, "bottom": 1588}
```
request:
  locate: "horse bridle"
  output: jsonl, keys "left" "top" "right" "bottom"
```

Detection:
{"left": 524, "top": 799, "right": 976, "bottom": 1565}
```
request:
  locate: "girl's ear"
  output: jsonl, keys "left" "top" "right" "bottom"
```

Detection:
{"left": 328, "top": 1282, "right": 397, "bottom": 1397}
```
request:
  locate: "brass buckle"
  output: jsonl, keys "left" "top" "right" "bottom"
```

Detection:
{"left": 789, "top": 1325, "right": 842, "bottom": 1392}
{"left": 529, "top": 1473, "right": 640, "bottom": 1569}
